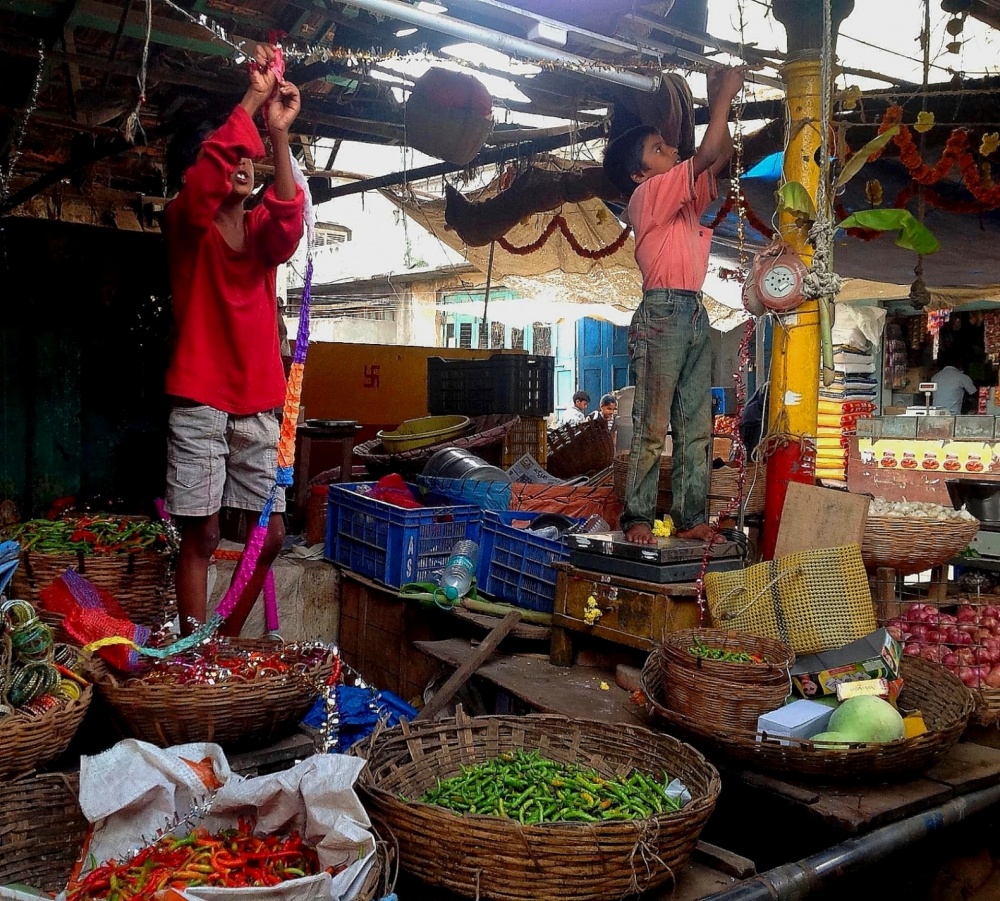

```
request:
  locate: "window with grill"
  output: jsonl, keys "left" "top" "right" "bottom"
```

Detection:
{"left": 459, "top": 322, "right": 473, "bottom": 348}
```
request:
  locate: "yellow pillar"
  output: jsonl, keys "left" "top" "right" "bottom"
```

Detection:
{"left": 769, "top": 58, "right": 822, "bottom": 445}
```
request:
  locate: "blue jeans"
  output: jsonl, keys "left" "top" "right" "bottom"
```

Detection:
{"left": 622, "top": 289, "right": 712, "bottom": 533}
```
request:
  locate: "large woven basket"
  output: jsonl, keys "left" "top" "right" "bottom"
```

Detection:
{"left": 643, "top": 654, "right": 973, "bottom": 782}
{"left": 13, "top": 543, "right": 176, "bottom": 629}
{"left": 612, "top": 452, "right": 766, "bottom": 517}
{"left": 654, "top": 630, "right": 795, "bottom": 735}
{"left": 353, "top": 709, "right": 720, "bottom": 901}
{"left": 0, "top": 686, "right": 92, "bottom": 781}
{"left": 87, "top": 643, "right": 336, "bottom": 749}
{"left": 354, "top": 414, "right": 520, "bottom": 477}
{"left": 546, "top": 418, "right": 615, "bottom": 480}
{"left": 860, "top": 514, "right": 979, "bottom": 576}
{"left": 0, "top": 769, "right": 87, "bottom": 892}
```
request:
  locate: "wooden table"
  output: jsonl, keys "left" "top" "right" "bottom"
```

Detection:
{"left": 293, "top": 422, "right": 361, "bottom": 526}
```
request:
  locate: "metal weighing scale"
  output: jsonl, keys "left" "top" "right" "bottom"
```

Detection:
{"left": 566, "top": 531, "right": 745, "bottom": 583}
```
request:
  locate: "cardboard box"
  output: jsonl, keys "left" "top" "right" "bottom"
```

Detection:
{"left": 756, "top": 699, "right": 834, "bottom": 745}
{"left": 791, "top": 629, "right": 902, "bottom": 699}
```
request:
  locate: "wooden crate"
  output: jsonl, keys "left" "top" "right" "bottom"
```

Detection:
{"left": 336, "top": 569, "right": 441, "bottom": 704}
{"left": 549, "top": 562, "right": 701, "bottom": 666}
{"left": 501, "top": 416, "right": 548, "bottom": 468}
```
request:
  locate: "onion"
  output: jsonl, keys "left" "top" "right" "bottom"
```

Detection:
{"left": 981, "top": 616, "right": 999, "bottom": 631}
{"left": 886, "top": 625, "right": 904, "bottom": 641}
{"left": 921, "top": 645, "right": 945, "bottom": 663}
{"left": 957, "top": 648, "right": 977, "bottom": 666}
{"left": 943, "top": 652, "right": 958, "bottom": 668}
{"left": 974, "top": 646, "right": 994, "bottom": 666}
{"left": 903, "top": 642, "right": 924, "bottom": 656}
{"left": 953, "top": 631, "right": 974, "bottom": 646}
{"left": 958, "top": 665, "right": 979, "bottom": 687}
{"left": 909, "top": 624, "right": 929, "bottom": 641}
{"left": 957, "top": 606, "right": 980, "bottom": 624}
{"left": 983, "top": 605, "right": 1000, "bottom": 619}
{"left": 926, "top": 629, "right": 946, "bottom": 645}
{"left": 940, "top": 613, "right": 958, "bottom": 626}
{"left": 986, "top": 666, "right": 1000, "bottom": 689}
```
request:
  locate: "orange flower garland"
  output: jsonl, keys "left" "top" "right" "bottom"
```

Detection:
{"left": 869, "top": 105, "right": 1000, "bottom": 208}
{"left": 498, "top": 214, "right": 632, "bottom": 259}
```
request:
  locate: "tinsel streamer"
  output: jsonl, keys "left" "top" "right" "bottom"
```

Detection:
{"left": 115, "top": 786, "right": 221, "bottom": 867}
{"left": 139, "top": 152, "right": 316, "bottom": 658}
{"left": 0, "top": 42, "right": 44, "bottom": 204}
{"left": 319, "top": 653, "right": 343, "bottom": 754}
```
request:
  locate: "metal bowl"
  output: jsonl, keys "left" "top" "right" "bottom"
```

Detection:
{"left": 946, "top": 479, "right": 1000, "bottom": 524}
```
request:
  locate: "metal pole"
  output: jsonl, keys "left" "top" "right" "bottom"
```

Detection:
{"left": 701, "top": 780, "right": 1000, "bottom": 901}
{"left": 339, "top": 0, "right": 661, "bottom": 92}
{"left": 311, "top": 123, "right": 604, "bottom": 202}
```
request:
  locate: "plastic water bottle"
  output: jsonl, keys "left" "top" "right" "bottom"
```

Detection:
{"left": 439, "top": 539, "right": 480, "bottom": 602}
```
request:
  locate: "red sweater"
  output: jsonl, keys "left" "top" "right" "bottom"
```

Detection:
{"left": 165, "top": 105, "right": 304, "bottom": 415}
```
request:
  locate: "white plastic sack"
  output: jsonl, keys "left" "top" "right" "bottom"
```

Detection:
{"left": 67, "top": 739, "right": 375, "bottom": 901}
{"left": 831, "top": 303, "right": 887, "bottom": 350}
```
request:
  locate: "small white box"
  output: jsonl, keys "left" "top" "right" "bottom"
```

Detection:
{"left": 756, "top": 699, "right": 834, "bottom": 745}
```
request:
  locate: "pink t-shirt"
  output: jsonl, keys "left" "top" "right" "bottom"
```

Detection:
{"left": 628, "top": 159, "right": 717, "bottom": 292}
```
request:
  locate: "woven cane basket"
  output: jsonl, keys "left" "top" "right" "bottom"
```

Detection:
{"left": 354, "top": 414, "right": 520, "bottom": 477}
{"left": 87, "top": 643, "right": 336, "bottom": 749}
{"left": 860, "top": 514, "right": 980, "bottom": 576}
{"left": 612, "top": 452, "right": 766, "bottom": 517}
{"left": 654, "top": 630, "right": 795, "bottom": 735}
{"left": 546, "top": 418, "right": 616, "bottom": 480}
{"left": 353, "top": 709, "right": 720, "bottom": 901}
{"left": 0, "top": 685, "right": 92, "bottom": 781}
{"left": 13, "top": 546, "right": 176, "bottom": 630}
{"left": 643, "top": 654, "right": 973, "bottom": 782}
{"left": 0, "top": 769, "right": 87, "bottom": 892}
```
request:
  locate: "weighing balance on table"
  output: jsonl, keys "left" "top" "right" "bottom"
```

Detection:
{"left": 565, "top": 531, "right": 746, "bottom": 583}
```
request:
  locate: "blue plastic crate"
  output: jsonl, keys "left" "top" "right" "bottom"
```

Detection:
{"left": 477, "top": 510, "right": 579, "bottom": 613}
{"left": 326, "top": 482, "right": 482, "bottom": 589}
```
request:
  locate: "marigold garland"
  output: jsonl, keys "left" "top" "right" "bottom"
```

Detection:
{"left": 497, "top": 214, "right": 631, "bottom": 258}
{"left": 868, "top": 105, "right": 1000, "bottom": 209}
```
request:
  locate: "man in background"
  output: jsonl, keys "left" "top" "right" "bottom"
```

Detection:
{"left": 932, "top": 348, "right": 976, "bottom": 415}
{"left": 562, "top": 390, "right": 591, "bottom": 425}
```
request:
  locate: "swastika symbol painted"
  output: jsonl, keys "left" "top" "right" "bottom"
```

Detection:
{"left": 363, "top": 364, "right": 380, "bottom": 389}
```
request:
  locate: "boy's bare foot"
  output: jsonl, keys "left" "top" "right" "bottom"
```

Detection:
{"left": 625, "top": 523, "right": 657, "bottom": 545}
{"left": 676, "top": 523, "right": 725, "bottom": 544}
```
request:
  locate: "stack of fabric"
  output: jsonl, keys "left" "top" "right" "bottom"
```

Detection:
{"left": 816, "top": 346, "right": 878, "bottom": 482}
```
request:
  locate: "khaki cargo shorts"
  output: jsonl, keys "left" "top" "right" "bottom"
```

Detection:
{"left": 165, "top": 402, "right": 286, "bottom": 518}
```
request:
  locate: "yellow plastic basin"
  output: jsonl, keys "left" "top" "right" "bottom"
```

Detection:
{"left": 377, "top": 415, "right": 472, "bottom": 454}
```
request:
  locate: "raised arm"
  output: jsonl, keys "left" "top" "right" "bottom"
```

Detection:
{"left": 692, "top": 66, "right": 744, "bottom": 178}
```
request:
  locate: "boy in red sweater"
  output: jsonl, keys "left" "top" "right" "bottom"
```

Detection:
{"left": 164, "top": 44, "right": 304, "bottom": 636}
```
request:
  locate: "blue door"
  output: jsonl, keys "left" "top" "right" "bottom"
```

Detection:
{"left": 576, "top": 318, "right": 631, "bottom": 405}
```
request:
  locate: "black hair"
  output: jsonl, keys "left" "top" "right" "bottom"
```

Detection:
{"left": 599, "top": 393, "right": 617, "bottom": 407}
{"left": 572, "top": 390, "right": 591, "bottom": 404}
{"left": 603, "top": 125, "right": 658, "bottom": 197}
{"left": 164, "top": 109, "right": 231, "bottom": 193}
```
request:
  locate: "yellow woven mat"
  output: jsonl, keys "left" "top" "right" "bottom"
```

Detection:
{"left": 705, "top": 544, "right": 876, "bottom": 655}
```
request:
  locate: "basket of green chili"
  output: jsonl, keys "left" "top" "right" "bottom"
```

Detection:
{"left": 642, "top": 629, "right": 794, "bottom": 736}
{"left": 6, "top": 516, "right": 177, "bottom": 629}
{"left": 353, "top": 708, "right": 720, "bottom": 901}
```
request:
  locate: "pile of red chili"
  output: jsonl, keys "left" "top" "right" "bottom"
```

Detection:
{"left": 125, "top": 640, "right": 330, "bottom": 686}
{"left": 67, "top": 818, "right": 335, "bottom": 899}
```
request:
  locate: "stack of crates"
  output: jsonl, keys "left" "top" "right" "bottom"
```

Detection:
{"left": 326, "top": 482, "right": 482, "bottom": 589}
{"left": 501, "top": 417, "right": 548, "bottom": 468}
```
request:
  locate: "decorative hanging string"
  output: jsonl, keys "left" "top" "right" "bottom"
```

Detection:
{"left": 497, "top": 214, "right": 632, "bottom": 258}
{"left": 0, "top": 41, "right": 44, "bottom": 204}
{"left": 123, "top": 0, "right": 153, "bottom": 144}
{"left": 693, "top": 2, "right": 757, "bottom": 617}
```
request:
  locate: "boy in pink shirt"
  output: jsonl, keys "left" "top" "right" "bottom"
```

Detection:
{"left": 603, "top": 66, "right": 744, "bottom": 545}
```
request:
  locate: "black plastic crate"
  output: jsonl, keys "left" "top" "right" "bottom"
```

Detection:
{"left": 427, "top": 357, "right": 494, "bottom": 416}
{"left": 427, "top": 354, "right": 554, "bottom": 417}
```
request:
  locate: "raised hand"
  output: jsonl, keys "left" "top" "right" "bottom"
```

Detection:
{"left": 242, "top": 43, "right": 279, "bottom": 116}
{"left": 267, "top": 81, "right": 301, "bottom": 135}
{"left": 707, "top": 65, "right": 746, "bottom": 105}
